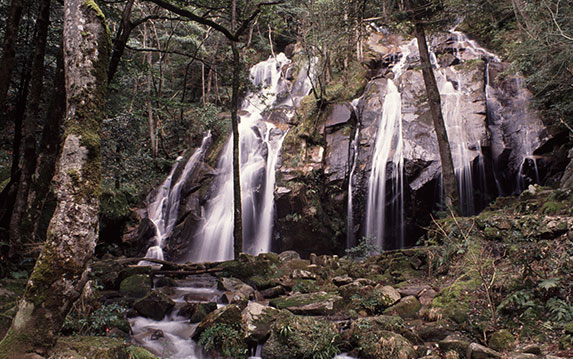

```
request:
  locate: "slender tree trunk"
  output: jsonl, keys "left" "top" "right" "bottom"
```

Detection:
{"left": 414, "top": 22, "right": 459, "bottom": 212}
{"left": 231, "top": 41, "right": 243, "bottom": 259}
{"left": 0, "top": 0, "right": 24, "bottom": 115}
{"left": 108, "top": 0, "right": 135, "bottom": 83}
{"left": 24, "top": 44, "right": 66, "bottom": 243}
{"left": 10, "top": 0, "right": 51, "bottom": 247}
{"left": 0, "top": 0, "right": 110, "bottom": 355}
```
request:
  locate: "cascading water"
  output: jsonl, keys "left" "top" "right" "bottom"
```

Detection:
{"left": 346, "top": 100, "right": 360, "bottom": 248}
{"left": 139, "top": 133, "right": 212, "bottom": 264}
{"left": 189, "top": 53, "right": 312, "bottom": 262}
{"left": 364, "top": 40, "right": 412, "bottom": 250}
{"left": 365, "top": 79, "right": 405, "bottom": 250}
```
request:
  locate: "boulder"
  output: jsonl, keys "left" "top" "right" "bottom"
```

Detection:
{"left": 291, "top": 269, "right": 317, "bottom": 280}
{"left": 439, "top": 335, "right": 471, "bottom": 359}
{"left": 218, "top": 277, "right": 255, "bottom": 305}
{"left": 332, "top": 275, "right": 353, "bottom": 286}
{"left": 177, "top": 302, "right": 217, "bottom": 323}
{"left": 133, "top": 291, "right": 175, "bottom": 320}
{"left": 466, "top": 343, "right": 501, "bottom": 359}
{"left": 269, "top": 291, "right": 342, "bottom": 315}
{"left": 119, "top": 274, "right": 152, "bottom": 299}
{"left": 242, "top": 302, "right": 280, "bottom": 344}
{"left": 488, "top": 329, "right": 514, "bottom": 352}
{"left": 261, "top": 312, "right": 339, "bottom": 359}
{"left": 384, "top": 295, "right": 421, "bottom": 319}
{"left": 278, "top": 251, "right": 301, "bottom": 262}
{"left": 260, "top": 285, "right": 287, "bottom": 299}
{"left": 192, "top": 304, "right": 242, "bottom": 340}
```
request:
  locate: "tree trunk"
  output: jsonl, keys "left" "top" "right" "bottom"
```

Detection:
{"left": 9, "top": 0, "right": 51, "bottom": 248}
{"left": 108, "top": 0, "right": 135, "bottom": 83}
{"left": 231, "top": 41, "right": 243, "bottom": 259}
{"left": 0, "top": 0, "right": 110, "bottom": 355}
{"left": 0, "top": 0, "right": 24, "bottom": 115}
{"left": 413, "top": 22, "right": 459, "bottom": 212}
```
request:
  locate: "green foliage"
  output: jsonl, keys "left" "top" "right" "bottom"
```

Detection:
{"left": 197, "top": 323, "right": 248, "bottom": 358}
{"left": 345, "top": 236, "right": 381, "bottom": 260}
{"left": 546, "top": 298, "right": 573, "bottom": 323}
{"left": 63, "top": 303, "right": 129, "bottom": 336}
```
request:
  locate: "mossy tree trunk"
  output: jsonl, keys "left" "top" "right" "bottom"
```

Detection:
{"left": 0, "top": 0, "right": 110, "bottom": 356}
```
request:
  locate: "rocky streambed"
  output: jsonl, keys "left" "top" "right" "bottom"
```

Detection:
{"left": 1, "top": 187, "right": 572, "bottom": 359}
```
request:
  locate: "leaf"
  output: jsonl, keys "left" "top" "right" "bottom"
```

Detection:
{"left": 538, "top": 277, "right": 560, "bottom": 290}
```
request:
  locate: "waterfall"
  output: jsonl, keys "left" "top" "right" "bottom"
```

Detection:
{"left": 190, "top": 53, "right": 311, "bottom": 262}
{"left": 365, "top": 79, "right": 404, "bottom": 250}
{"left": 363, "top": 38, "right": 413, "bottom": 250}
{"left": 139, "top": 133, "right": 212, "bottom": 264}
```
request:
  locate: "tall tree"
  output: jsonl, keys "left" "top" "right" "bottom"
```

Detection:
{"left": 0, "top": 0, "right": 110, "bottom": 356}
{"left": 0, "top": 0, "right": 24, "bottom": 114}
{"left": 9, "top": 0, "right": 52, "bottom": 252}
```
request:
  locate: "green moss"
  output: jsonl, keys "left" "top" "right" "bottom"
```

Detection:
{"left": 83, "top": 0, "right": 105, "bottom": 20}
{"left": 488, "top": 329, "right": 515, "bottom": 352}
{"left": 50, "top": 336, "right": 158, "bottom": 359}
{"left": 262, "top": 312, "right": 340, "bottom": 359}
{"left": 431, "top": 273, "right": 480, "bottom": 324}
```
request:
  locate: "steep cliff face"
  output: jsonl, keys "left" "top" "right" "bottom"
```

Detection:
{"left": 132, "top": 29, "right": 554, "bottom": 261}
{"left": 274, "top": 30, "right": 550, "bottom": 255}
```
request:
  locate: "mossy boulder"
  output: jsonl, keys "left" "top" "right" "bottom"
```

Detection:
{"left": 119, "top": 274, "right": 152, "bottom": 299}
{"left": 350, "top": 329, "right": 416, "bottom": 359}
{"left": 242, "top": 302, "right": 281, "bottom": 344}
{"left": 384, "top": 295, "right": 421, "bottom": 319}
{"left": 261, "top": 312, "right": 340, "bottom": 359}
{"left": 177, "top": 302, "right": 217, "bottom": 323}
{"left": 438, "top": 335, "right": 471, "bottom": 359}
{"left": 48, "top": 336, "right": 157, "bottom": 359}
{"left": 133, "top": 291, "right": 175, "bottom": 320}
{"left": 269, "top": 291, "right": 342, "bottom": 315}
{"left": 430, "top": 273, "right": 480, "bottom": 324}
{"left": 218, "top": 277, "right": 255, "bottom": 305}
{"left": 350, "top": 285, "right": 402, "bottom": 315}
{"left": 488, "top": 329, "right": 514, "bottom": 352}
{"left": 193, "top": 304, "right": 243, "bottom": 340}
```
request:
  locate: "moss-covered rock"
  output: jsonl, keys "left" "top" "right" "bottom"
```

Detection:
{"left": 178, "top": 302, "right": 217, "bottom": 323}
{"left": 119, "top": 274, "right": 152, "bottom": 299}
{"left": 242, "top": 302, "right": 281, "bottom": 344}
{"left": 430, "top": 273, "right": 480, "bottom": 324}
{"left": 269, "top": 291, "right": 342, "bottom": 315}
{"left": 133, "top": 291, "right": 175, "bottom": 321}
{"left": 261, "top": 312, "right": 340, "bottom": 359}
{"left": 488, "top": 329, "right": 514, "bottom": 352}
{"left": 350, "top": 328, "right": 416, "bottom": 359}
{"left": 193, "top": 304, "right": 243, "bottom": 340}
{"left": 48, "top": 336, "right": 157, "bottom": 359}
{"left": 438, "top": 335, "right": 471, "bottom": 359}
{"left": 384, "top": 295, "right": 421, "bottom": 319}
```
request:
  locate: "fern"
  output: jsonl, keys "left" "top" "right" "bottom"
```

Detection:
{"left": 546, "top": 297, "right": 573, "bottom": 323}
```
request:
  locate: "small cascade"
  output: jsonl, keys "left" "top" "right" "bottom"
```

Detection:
{"left": 190, "top": 54, "right": 312, "bottom": 262}
{"left": 129, "top": 275, "right": 219, "bottom": 359}
{"left": 140, "top": 133, "right": 212, "bottom": 263}
{"left": 437, "top": 70, "right": 481, "bottom": 215}
{"left": 346, "top": 100, "right": 360, "bottom": 248}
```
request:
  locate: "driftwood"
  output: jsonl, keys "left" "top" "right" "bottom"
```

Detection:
{"left": 152, "top": 268, "right": 223, "bottom": 277}
{"left": 111, "top": 257, "right": 224, "bottom": 277}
